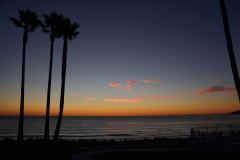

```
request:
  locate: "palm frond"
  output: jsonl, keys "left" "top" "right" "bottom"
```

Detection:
{"left": 13, "top": 9, "right": 41, "bottom": 31}
{"left": 42, "top": 12, "right": 65, "bottom": 38}
{"left": 9, "top": 17, "right": 23, "bottom": 28}
{"left": 58, "top": 17, "right": 79, "bottom": 40}
{"left": 28, "top": 20, "right": 42, "bottom": 32}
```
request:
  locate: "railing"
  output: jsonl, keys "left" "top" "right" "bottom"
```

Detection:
{"left": 191, "top": 124, "right": 240, "bottom": 138}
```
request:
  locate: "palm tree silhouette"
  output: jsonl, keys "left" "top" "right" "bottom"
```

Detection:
{"left": 10, "top": 10, "right": 41, "bottom": 141}
{"left": 53, "top": 18, "right": 79, "bottom": 140}
{"left": 219, "top": 0, "right": 240, "bottom": 102}
{"left": 42, "top": 12, "right": 64, "bottom": 141}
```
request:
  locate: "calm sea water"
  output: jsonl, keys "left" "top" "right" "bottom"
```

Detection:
{"left": 0, "top": 115, "right": 240, "bottom": 140}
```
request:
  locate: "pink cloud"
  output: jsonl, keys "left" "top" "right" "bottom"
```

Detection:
{"left": 103, "top": 94, "right": 177, "bottom": 103}
{"left": 196, "top": 85, "right": 235, "bottom": 96}
{"left": 109, "top": 82, "right": 122, "bottom": 89}
{"left": 124, "top": 80, "right": 138, "bottom": 91}
{"left": 85, "top": 97, "right": 96, "bottom": 101}
{"left": 141, "top": 79, "right": 160, "bottom": 84}
{"left": 103, "top": 98, "right": 143, "bottom": 103}
{"left": 108, "top": 79, "right": 160, "bottom": 91}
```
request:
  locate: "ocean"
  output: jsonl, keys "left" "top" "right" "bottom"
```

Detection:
{"left": 0, "top": 115, "right": 240, "bottom": 140}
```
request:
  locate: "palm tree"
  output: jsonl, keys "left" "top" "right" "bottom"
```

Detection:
{"left": 219, "top": 0, "right": 240, "bottom": 102}
{"left": 53, "top": 18, "right": 79, "bottom": 140}
{"left": 10, "top": 10, "right": 41, "bottom": 141}
{"left": 42, "top": 12, "right": 64, "bottom": 141}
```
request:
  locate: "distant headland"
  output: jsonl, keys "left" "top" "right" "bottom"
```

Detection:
{"left": 229, "top": 110, "right": 240, "bottom": 115}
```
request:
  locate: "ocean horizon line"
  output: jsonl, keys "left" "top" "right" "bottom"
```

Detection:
{"left": 0, "top": 113, "right": 231, "bottom": 118}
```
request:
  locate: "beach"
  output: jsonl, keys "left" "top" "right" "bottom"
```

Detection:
{"left": 0, "top": 137, "right": 240, "bottom": 160}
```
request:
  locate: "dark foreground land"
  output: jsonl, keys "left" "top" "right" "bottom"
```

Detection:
{"left": 0, "top": 137, "right": 240, "bottom": 160}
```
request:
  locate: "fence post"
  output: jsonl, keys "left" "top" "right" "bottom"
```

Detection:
{"left": 191, "top": 128, "right": 195, "bottom": 138}
{"left": 229, "top": 124, "right": 232, "bottom": 136}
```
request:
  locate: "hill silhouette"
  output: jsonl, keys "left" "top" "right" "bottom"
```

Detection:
{"left": 229, "top": 110, "right": 240, "bottom": 115}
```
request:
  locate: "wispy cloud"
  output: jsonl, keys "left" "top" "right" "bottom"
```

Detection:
{"left": 141, "top": 79, "right": 160, "bottom": 84}
{"left": 109, "top": 82, "right": 122, "bottom": 89}
{"left": 85, "top": 97, "right": 96, "bottom": 101}
{"left": 196, "top": 85, "right": 235, "bottom": 96}
{"left": 103, "top": 94, "right": 177, "bottom": 103}
{"left": 124, "top": 80, "right": 138, "bottom": 91}
{"left": 103, "top": 98, "right": 143, "bottom": 103}
{"left": 109, "top": 79, "right": 160, "bottom": 91}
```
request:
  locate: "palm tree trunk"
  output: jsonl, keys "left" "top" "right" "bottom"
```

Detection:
{"left": 44, "top": 37, "right": 55, "bottom": 140}
{"left": 17, "top": 30, "right": 28, "bottom": 141}
{"left": 219, "top": 0, "right": 240, "bottom": 102}
{"left": 54, "top": 37, "right": 68, "bottom": 140}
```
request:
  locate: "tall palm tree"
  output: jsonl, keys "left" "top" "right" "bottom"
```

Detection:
{"left": 10, "top": 10, "right": 41, "bottom": 141}
{"left": 219, "top": 0, "right": 240, "bottom": 102}
{"left": 53, "top": 18, "right": 79, "bottom": 140}
{"left": 42, "top": 12, "right": 64, "bottom": 141}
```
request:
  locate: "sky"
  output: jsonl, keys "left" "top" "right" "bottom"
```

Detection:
{"left": 0, "top": 0, "right": 240, "bottom": 116}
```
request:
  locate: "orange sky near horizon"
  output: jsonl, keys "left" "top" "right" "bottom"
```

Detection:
{"left": 0, "top": 92, "right": 239, "bottom": 116}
